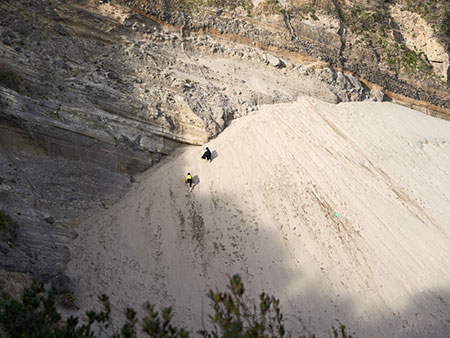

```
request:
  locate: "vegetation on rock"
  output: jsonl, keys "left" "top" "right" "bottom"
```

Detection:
{"left": 165, "top": 0, "right": 254, "bottom": 15}
{"left": 399, "top": 0, "right": 450, "bottom": 38}
{"left": 330, "top": 2, "right": 445, "bottom": 80}
{"left": 0, "top": 211, "right": 14, "bottom": 235}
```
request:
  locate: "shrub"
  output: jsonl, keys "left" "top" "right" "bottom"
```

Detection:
{"left": 0, "top": 274, "right": 354, "bottom": 337}
{"left": 200, "top": 274, "right": 285, "bottom": 337}
{"left": 0, "top": 274, "right": 286, "bottom": 337}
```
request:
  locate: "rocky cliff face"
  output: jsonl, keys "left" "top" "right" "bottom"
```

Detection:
{"left": 123, "top": 0, "right": 450, "bottom": 109}
{"left": 0, "top": 0, "right": 449, "bottom": 282}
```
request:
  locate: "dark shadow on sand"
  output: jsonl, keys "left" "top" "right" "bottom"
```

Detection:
{"left": 192, "top": 175, "right": 200, "bottom": 191}
{"left": 211, "top": 150, "right": 218, "bottom": 161}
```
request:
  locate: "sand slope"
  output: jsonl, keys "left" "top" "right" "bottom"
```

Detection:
{"left": 68, "top": 96, "right": 450, "bottom": 337}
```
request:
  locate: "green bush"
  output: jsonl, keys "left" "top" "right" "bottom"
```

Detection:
{"left": 0, "top": 281, "right": 144, "bottom": 338}
{"left": 200, "top": 274, "right": 285, "bottom": 337}
{"left": 0, "top": 274, "right": 286, "bottom": 338}
{"left": 0, "top": 274, "right": 354, "bottom": 337}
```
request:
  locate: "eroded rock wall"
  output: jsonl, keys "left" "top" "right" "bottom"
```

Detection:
{"left": 119, "top": 0, "right": 450, "bottom": 112}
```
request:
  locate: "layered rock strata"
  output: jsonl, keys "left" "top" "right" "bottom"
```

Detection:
{"left": 119, "top": 0, "right": 450, "bottom": 116}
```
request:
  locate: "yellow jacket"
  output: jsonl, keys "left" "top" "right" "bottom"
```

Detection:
{"left": 185, "top": 174, "right": 192, "bottom": 183}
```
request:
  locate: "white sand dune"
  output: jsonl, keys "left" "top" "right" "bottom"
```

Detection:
{"left": 68, "top": 95, "right": 450, "bottom": 337}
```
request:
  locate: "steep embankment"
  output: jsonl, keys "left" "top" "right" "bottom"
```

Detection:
{"left": 68, "top": 96, "right": 450, "bottom": 337}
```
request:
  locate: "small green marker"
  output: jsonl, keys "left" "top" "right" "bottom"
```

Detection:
{"left": 334, "top": 212, "right": 340, "bottom": 218}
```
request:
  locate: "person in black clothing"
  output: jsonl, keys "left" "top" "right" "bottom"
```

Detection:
{"left": 201, "top": 147, "right": 212, "bottom": 162}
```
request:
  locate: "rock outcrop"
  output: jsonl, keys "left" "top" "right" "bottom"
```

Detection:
{"left": 118, "top": 0, "right": 450, "bottom": 112}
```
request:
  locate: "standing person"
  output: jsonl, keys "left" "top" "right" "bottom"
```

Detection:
{"left": 201, "top": 147, "right": 212, "bottom": 162}
{"left": 185, "top": 172, "right": 193, "bottom": 192}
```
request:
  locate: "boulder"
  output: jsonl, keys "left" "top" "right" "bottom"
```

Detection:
{"left": 371, "top": 90, "right": 385, "bottom": 102}
{"left": 265, "top": 53, "right": 285, "bottom": 68}
{"left": 51, "top": 273, "right": 79, "bottom": 294}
